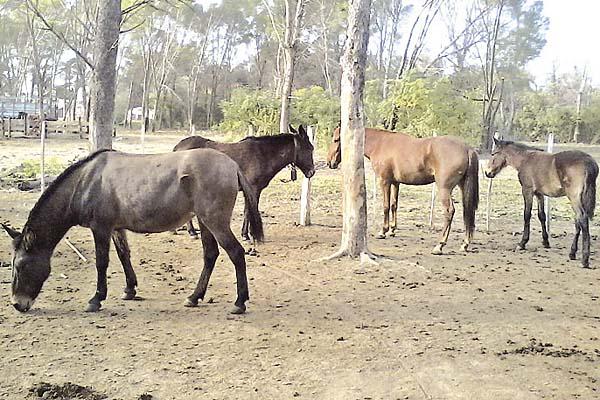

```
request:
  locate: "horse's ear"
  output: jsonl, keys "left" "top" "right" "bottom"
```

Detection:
{"left": 298, "top": 125, "right": 307, "bottom": 136}
{"left": 493, "top": 137, "right": 500, "bottom": 146}
{"left": 289, "top": 125, "right": 297, "bottom": 134}
{"left": 21, "top": 228, "right": 35, "bottom": 250}
{"left": 1, "top": 223, "right": 21, "bottom": 240}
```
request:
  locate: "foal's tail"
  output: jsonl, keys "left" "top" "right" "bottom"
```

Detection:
{"left": 237, "top": 169, "right": 264, "bottom": 242}
{"left": 461, "top": 149, "right": 480, "bottom": 236}
{"left": 581, "top": 159, "right": 598, "bottom": 220}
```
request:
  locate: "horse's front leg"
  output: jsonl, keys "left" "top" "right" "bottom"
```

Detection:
{"left": 376, "top": 178, "right": 392, "bottom": 239}
{"left": 389, "top": 183, "right": 399, "bottom": 236}
{"left": 112, "top": 229, "right": 137, "bottom": 300}
{"left": 535, "top": 193, "right": 550, "bottom": 248}
{"left": 87, "top": 228, "right": 111, "bottom": 312}
{"left": 186, "top": 221, "right": 220, "bottom": 307}
{"left": 432, "top": 186, "right": 455, "bottom": 255}
{"left": 569, "top": 221, "right": 581, "bottom": 260}
{"left": 518, "top": 188, "right": 534, "bottom": 250}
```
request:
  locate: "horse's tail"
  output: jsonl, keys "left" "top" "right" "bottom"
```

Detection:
{"left": 461, "top": 149, "right": 480, "bottom": 236}
{"left": 237, "top": 169, "right": 264, "bottom": 242}
{"left": 581, "top": 159, "right": 598, "bottom": 220}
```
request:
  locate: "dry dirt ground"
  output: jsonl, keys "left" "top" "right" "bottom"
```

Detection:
{"left": 0, "top": 132, "right": 599, "bottom": 400}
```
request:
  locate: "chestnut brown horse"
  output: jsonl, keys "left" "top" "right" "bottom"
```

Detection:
{"left": 485, "top": 138, "right": 598, "bottom": 268}
{"left": 327, "top": 127, "right": 479, "bottom": 254}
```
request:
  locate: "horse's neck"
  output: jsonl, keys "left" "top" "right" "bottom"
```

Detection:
{"left": 25, "top": 184, "right": 76, "bottom": 251}
{"left": 507, "top": 149, "right": 529, "bottom": 170}
{"left": 257, "top": 137, "right": 295, "bottom": 184}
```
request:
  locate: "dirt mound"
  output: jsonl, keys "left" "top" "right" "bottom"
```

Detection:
{"left": 28, "top": 382, "right": 106, "bottom": 400}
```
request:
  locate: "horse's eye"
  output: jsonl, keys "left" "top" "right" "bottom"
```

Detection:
{"left": 334, "top": 138, "right": 340, "bottom": 143}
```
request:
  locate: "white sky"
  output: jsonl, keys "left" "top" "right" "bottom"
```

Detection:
{"left": 525, "top": 0, "right": 599, "bottom": 86}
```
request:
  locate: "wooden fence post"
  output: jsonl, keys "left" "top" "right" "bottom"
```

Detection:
{"left": 78, "top": 116, "right": 83, "bottom": 139}
{"left": 8, "top": 118, "right": 12, "bottom": 138}
{"left": 429, "top": 132, "right": 437, "bottom": 228}
{"left": 1, "top": 118, "right": 4, "bottom": 138}
{"left": 40, "top": 121, "right": 46, "bottom": 193}
{"left": 545, "top": 132, "right": 554, "bottom": 233}
{"left": 24, "top": 114, "right": 28, "bottom": 136}
{"left": 299, "top": 125, "right": 315, "bottom": 226}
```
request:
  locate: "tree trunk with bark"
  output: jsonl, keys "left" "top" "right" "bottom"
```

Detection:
{"left": 89, "top": 0, "right": 121, "bottom": 151}
{"left": 325, "top": 0, "right": 375, "bottom": 262}
{"left": 279, "top": 0, "right": 305, "bottom": 133}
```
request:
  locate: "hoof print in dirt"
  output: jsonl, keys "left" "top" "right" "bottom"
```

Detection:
{"left": 28, "top": 382, "right": 106, "bottom": 400}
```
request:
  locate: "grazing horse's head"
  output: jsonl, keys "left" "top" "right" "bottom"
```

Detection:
{"left": 327, "top": 127, "right": 342, "bottom": 169}
{"left": 485, "top": 138, "right": 509, "bottom": 178}
{"left": 289, "top": 125, "right": 316, "bottom": 178}
{"left": 2, "top": 224, "right": 50, "bottom": 312}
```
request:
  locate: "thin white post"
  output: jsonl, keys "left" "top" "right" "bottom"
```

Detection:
{"left": 299, "top": 125, "right": 315, "bottom": 226}
{"left": 429, "top": 132, "right": 437, "bottom": 228}
{"left": 486, "top": 132, "right": 501, "bottom": 232}
{"left": 545, "top": 132, "right": 554, "bottom": 233}
{"left": 40, "top": 121, "right": 46, "bottom": 192}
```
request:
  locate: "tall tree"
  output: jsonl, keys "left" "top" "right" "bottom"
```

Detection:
{"left": 325, "top": 0, "right": 375, "bottom": 262}
{"left": 279, "top": 0, "right": 306, "bottom": 133}
{"left": 89, "top": 0, "right": 121, "bottom": 151}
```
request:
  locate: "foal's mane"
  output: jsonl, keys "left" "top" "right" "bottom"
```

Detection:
{"left": 503, "top": 141, "right": 543, "bottom": 152}
{"left": 24, "top": 149, "right": 114, "bottom": 228}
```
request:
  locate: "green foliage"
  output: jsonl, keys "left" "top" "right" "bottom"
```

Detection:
{"left": 219, "top": 86, "right": 339, "bottom": 148}
{"left": 365, "top": 74, "right": 481, "bottom": 144}
{"left": 219, "top": 88, "right": 280, "bottom": 135}
{"left": 513, "top": 91, "right": 575, "bottom": 142}
{"left": 291, "top": 86, "right": 340, "bottom": 147}
{"left": 20, "top": 157, "right": 66, "bottom": 179}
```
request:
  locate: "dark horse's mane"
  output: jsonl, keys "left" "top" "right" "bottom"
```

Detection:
{"left": 24, "top": 149, "right": 114, "bottom": 229}
{"left": 240, "top": 133, "right": 294, "bottom": 143}
{"left": 503, "top": 140, "right": 543, "bottom": 152}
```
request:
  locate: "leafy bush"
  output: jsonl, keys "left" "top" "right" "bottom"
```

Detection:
{"left": 219, "top": 88, "right": 280, "bottom": 136}
{"left": 21, "top": 157, "right": 66, "bottom": 179}
{"left": 291, "top": 86, "right": 340, "bottom": 148}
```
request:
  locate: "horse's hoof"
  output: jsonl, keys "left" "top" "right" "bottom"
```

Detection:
{"left": 431, "top": 245, "right": 443, "bottom": 255}
{"left": 460, "top": 244, "right": 469, "bottom": 252}
{"left": 184, "top": 298, "right": 198, "bottom": 308}
{"left": 543, "top": 242, "right": 551, "bottom": 249}
{"left": 230, "top": 304, "right": 246, "bottom": 314}
{"left": 241, "top": 235, "right": 251, "bottom": 242}
{"left": 121, "top": 291, "right": 136, "bottom": 301}
{"left": 85, "top": 302, "right": 101, "bottom": 313}
{"left": 189, "top": 234, "right": 199, "bottom": 240}
{"left": 388, "top": 230, "right": 396, "bottom": 237}
{"left": 376, "top": 233, "right": 386, "bottom": 239}
{"left": 245, "top": 248, "right": 257, "bottom": 256}
{"left": 581, "top": 263, "right": 592, "bottom": 269}
{"left": 569, "top": 253, "right": 577, "bottom": 260}
{"left": 516, "top": 244, "right": 526, "bottom": 251}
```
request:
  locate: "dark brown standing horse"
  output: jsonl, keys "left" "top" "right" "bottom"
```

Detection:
{"left": 2, "top": 148, "right": 263, "bottom": 314}
{"left": 327, "top": 127, "right": 479, "bottom": 254}
{"left": 174, "top": 125, "right": 315, "bottom": 240}
{"left": 485, "top": 138, "right": 598, "bottom": 268}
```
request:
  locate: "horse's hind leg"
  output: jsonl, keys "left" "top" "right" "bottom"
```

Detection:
{"left": 517, "top": 187, "right": 534, "bottom": 251}
{"left": 376, "top": 178, "right": 392, "bottom": 239}
{"left": 581, "top": 216, "right": 591, "bottom": 268}
{"left": 87, "top": 228, "right": 111, "bottom": 312}
{"left": 112, "top": 229, "right": 138, "bottom": 300}
{"left": 389, "top": 183, "right": 399, "bottom": 236}
{"left": 432, "top": 186, "right": 455, "bottom": 255}
{"left": 185, "top": 221, "right": 219, "bottom": 307}
{"left": 535, "top": 193, "right": 550, "bottom": 248}
{"left": 241, "top": 188, "right": 261, "bottom": 243}
{"left": 570, "top": 221, "right": 581, "bottom": 260}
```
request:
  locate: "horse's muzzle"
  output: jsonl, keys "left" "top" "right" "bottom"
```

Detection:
{"left": 484, "top": 171, "right": 495, "bottom": 178}
{"left": 306, "top": 169, "right": 315, "bottom": 178}
{"left": 327, "top": 160, "right": 339, "bottom": 169}
{"left": 13, "top": 302, "right": 30, "bottom": 313}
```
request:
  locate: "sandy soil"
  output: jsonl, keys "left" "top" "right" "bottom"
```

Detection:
{"left": 0, "top": 132, "right": 598, "bottom": 400}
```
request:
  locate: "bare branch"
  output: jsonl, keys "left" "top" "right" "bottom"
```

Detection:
{"left": 25, "top": 0, "right": 94, "bottom": 69}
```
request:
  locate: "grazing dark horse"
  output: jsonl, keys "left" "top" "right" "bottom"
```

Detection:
{"left": 327, "top": 127, "right": 479, "bottom": 254}
{"left": 485, "top": 138, "right": 598, "bottom": 268}
{"left": 2, "top": 148, "right": 263, "bottom": 314}
{"left": 174, "top": 124, "right": 315, "bottom": 240}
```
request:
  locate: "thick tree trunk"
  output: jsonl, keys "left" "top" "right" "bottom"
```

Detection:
{"left": 325, "top": 0, "right": 374, "bottom": 262}
{"left": 89, "top": 0, "right": 121, "bottom": 151}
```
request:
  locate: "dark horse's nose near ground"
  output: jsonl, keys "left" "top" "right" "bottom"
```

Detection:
{"left": 306, "top": 169, "right": 316, "bottom": 178}
{"left": 485, "top": 171, "right": 494, "bottom": 178}
{"left": 13, "top": 303, "right": 30, "bottom": 313}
